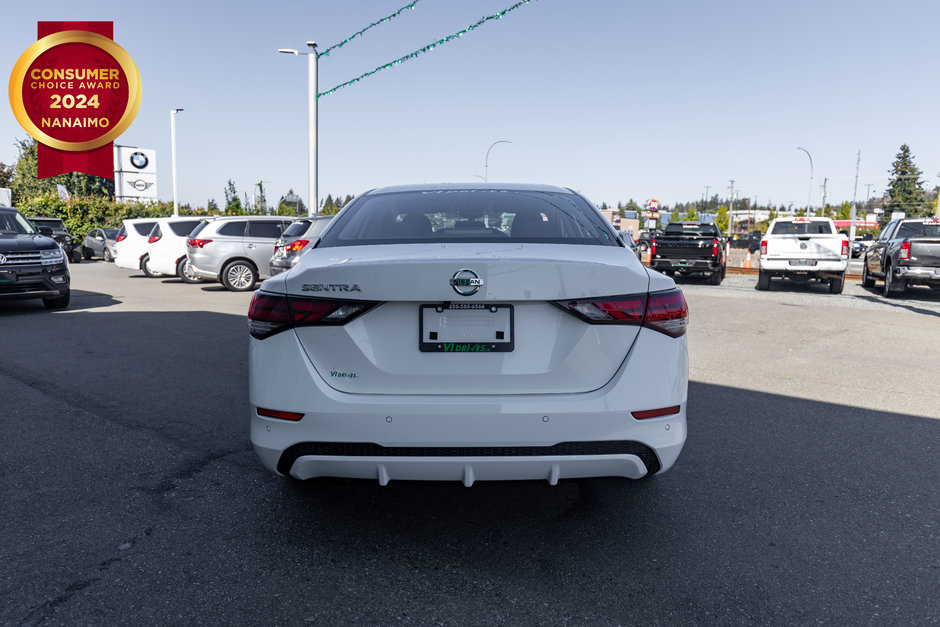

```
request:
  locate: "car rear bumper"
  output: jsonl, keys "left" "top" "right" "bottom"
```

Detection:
{"left": 651, "top": 258, "right": 722, "bottom": 272}
{"left": 759, "top": 258, "right": 847, "bottom": 273}
{"left": 249, "top": 326, "right": 688, "bottom": 484}
{"left": 896, "top": 265, "right": 940, "bottom": 281}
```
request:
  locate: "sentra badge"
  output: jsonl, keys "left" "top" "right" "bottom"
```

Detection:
{"left": 450, "top": 269, "right": 482, "bottom": 296}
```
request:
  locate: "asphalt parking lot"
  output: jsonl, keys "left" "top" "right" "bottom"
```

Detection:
{"left": 2, "top": 261, "right": 938, "bottom": 625}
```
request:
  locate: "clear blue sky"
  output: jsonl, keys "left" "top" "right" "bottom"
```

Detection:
{"left": 3, "top": 0, "right": 939, "bottom": 211}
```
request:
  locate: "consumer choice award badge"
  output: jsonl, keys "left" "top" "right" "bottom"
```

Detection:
{"left": 9, "top": 22, "right": 141, "bottom": 179}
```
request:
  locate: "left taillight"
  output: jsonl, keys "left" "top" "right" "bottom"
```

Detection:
{"left": 148, "top": 235, "right": 161, "bottom": 244}
{"left": 248, "top": 292, "right": 379, "bottom": 339}
{"left": 899, "top": 241, "right": 911, "bottom": 260}
{"left": 553, "top": 288, "right": 688, "bottom": 338}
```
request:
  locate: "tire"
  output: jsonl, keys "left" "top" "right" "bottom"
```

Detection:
{"left": 829, "top": 272, "right": 844, "bottom": 294}
{"left": 103, "top": 248, "right": 113, "bottom": 263}
{"left": 141, "top": 254, "right": 162, "bottom": 278}
{"left": 70, "top": 248, "right": 82, "bottom": 263}
{"left": 756, "top": 269, "right": 770, "bottom": 290}
{"left": 861, "top": 258, "right": 874, "bottom": 288}
{"left": 221, "top": 260, "right": 258, "bottom": 292}
{"left": 708, "top": 268, "right": 723, "bottom": 285}
{"left": 82, "top": 247, "right": 93, "bottom": 260}
{"left": 176, "top": 257, "right": 203, "bottom": 284}
{"left": 43, "top": 289, "right": 70, "bottom": 309}
{"left": 882, "top": 262, "right": 903, "bottom": 298}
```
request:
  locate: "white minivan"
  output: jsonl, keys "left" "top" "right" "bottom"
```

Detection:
{"left": 146, "top": 217, "right": 205, "bottom": 282}
{"left": 114, "top": 218, "right": 161, "bottom": 276}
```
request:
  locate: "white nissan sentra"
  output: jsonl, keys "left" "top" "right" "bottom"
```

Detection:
{"left": 248, "top": 183, "right": 689, "bottom": 486}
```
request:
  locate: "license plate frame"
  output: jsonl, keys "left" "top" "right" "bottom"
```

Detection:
{"left": 419, "top": 303, "right": 514, "bottom": 353}
{"left": 789, "top": 259, "right": 818, "bottom": 267}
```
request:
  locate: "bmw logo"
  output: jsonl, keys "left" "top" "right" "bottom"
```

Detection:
{"left": 450, "top": 269, "right": 483, "bottom": 296}
{"left": 130, "top": 151, "right": 149, "bottom": 169}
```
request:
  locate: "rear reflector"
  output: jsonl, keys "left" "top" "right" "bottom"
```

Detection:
{"left": 632, "top": 405, "right": 681, "bottom": 420}
{"left": 257, "top": 407, "right": 304, "bottom": 421}
{"left": 248, "top": 291, "right": 380, "bottom": 339}
{"left": 554, "top": 288, "right": 688, "bottom": 337}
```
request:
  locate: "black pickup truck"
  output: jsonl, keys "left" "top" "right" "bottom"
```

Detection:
{"left": 861, "top": 216, "right": 940, "bottom": 297}
{"left": 650, "top": 221, "right": 727, "bottom": 285}
{"left": 0, "top": 206, "right": 70, "bottom": 308}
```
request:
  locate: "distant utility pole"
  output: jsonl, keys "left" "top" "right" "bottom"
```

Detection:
{"left": 728, "top": 180, "right": 735, "bottom": 237}
{"left": 850, "top": 150, "right": 861, "bottom": 242}
{"left": 703, "top": 185, "right": 711, "bottom": 210}
{"left": 820, "top": 178, "right": 828, "bottom": 214}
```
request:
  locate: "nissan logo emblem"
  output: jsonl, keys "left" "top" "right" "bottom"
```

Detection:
{"left": 450, "top": 269, "right": 483, "bottom": 296}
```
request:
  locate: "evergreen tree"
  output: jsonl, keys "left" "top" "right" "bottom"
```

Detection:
{"left": 0, "top": 162, "right": 13, "bottom": 190}
{"left": 207, "top": 199, "right": 219, "bottom": 214}
{"left": 884, "top": 144, "right": 926, "bottom": 221}
{"left": 223, "top": 180, "right": 243, "bottom": 214}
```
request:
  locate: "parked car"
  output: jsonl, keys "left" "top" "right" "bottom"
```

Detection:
{"left": 268, "top": 215, "right": 334, "bottom": 276}
{"left": 861, "top": 217, "right": 940, "bottom": 297}
{"left": 729, "top": 230, "right": 762, "bottom": 253}
{"left": 851, "top": 233, "right": 874, "bottom": 258}
{"left": 757, "top": 217, "right": 848, "bottom": 293}
{"left": 248, "top": 183, "right": 689, "bottom": 485}
{"left": 145, "top": 217, "right": 205, "bottom": 283}
{"left": 617, "top": 230, "right": 639, "bottom": 257}
{"left": 114, "top": 218, "right": 161, "bottom": 276}
{"left": 186, "top": 216, "right": 295, "bottom": 291}
{"left": 635, "top": 229, "right": 662, "bottom": 253}
{"left": 649, "top": 221, "right": 726, "bottom": 285}
{"left": 27, "top": 216, "right": 81, "bottom": 263}
{"left": 81, "top": 227, "right": 119, "bottom": 261}
{"left": 0, "top": 205, "right": 70, "bottom": 308}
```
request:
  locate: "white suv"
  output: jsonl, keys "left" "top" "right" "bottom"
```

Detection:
{"left": 114, "top": 218, "right": 161, "bottom": 276}
{"left": 146, "top": 217, "right": 205, "bottom": 283}
{"left": 186, "top": 216, "right": 295, "bottom": 291}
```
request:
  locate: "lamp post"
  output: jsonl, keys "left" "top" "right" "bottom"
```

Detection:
{"left": 279, "top": 42, "right": 318, "bottom": 216}
{"left": 170, "top": 108, "right": 183, "bottom": 217}
{"left": 796, "top": 147, "right": 813, "bottom": 213}
{"left": 483, "top": 140, "right": 511, "bottom": 182}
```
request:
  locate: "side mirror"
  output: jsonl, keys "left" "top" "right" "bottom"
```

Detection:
{"left": 96, "top": 236, "right": 104, "bottom": 241}
{"left": 37, "top": 225, "right": 54, "bottom": 236}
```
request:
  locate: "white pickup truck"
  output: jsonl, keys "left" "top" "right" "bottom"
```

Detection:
{"left": 757, "top": 216, "right": 849, "bottom": 293}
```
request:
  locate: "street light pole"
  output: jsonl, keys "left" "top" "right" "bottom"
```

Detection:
{"left": 797, "top": 147, "right": 813, "bottom": 213}
{"left": 483, "top": 140, "right": 511, "bottom": 182}
{"left": 170, "top": 108, "right": 183, "bottom": 217}
{"left": 279, "top": 42, "right": 318, "bottom": 216}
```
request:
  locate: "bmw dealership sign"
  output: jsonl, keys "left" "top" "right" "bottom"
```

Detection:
{"left": 113, "top": 145, "right": 157, "bottom": 201}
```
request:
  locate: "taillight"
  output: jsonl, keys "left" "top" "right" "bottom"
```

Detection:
{"left": 248, "top": 292, "right": 380, "bottom": 339}
{"left": 187, "top": 238, "right": 213, "bottom": 248}
{"left": 553, "top": 288, "right": 688, "bottom": 337}
{"left": 841, "top": 239, "right": 849, "bottom": 257}
{"left": 760, "top": 239, "right": 767, "bottom": 256}
{"left": 712, "top": 238, "right": 719, "bottom": 257}
{"left": 899, "top": 241, "right": 911, "bottom": 260}
{"left": 651, "top": 237, "right": 657, "bottom": 256}
{"left": 285, "top": 239, "right": 310, "bottom": 252}
{"left": 148, "top": 235, "right": 161, "bottom": 244}
{"left": 116, "top": 234, "right": 126, "bottom": 242}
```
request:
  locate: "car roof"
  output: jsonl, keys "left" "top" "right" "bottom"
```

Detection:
{"left": 359, "top": 182, "right": 575, "bottom": 196}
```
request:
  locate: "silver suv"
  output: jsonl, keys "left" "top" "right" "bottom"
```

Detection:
{"left": 186, "top": 216, "right": 295, "bottom": 291}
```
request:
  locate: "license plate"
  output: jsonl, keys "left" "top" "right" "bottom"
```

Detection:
{"left": 419, "top": 304, "right": 513, "bottom": 352}
{"left": 789, "top": 259, "right": 817, "bottom": 266}
{"left": 0, "top": 271, "right": 16, "bottom": 283}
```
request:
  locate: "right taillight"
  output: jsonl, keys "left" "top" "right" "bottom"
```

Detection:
{"left": 187, "top": 238, "right": 213, "bottom": 248}
{"left": 285, "top": 239, "right": 310, "bottom": 252}
{"left": 115, "top": 234, "right": 126, "bottom": 242}
{"left": 553, "top": 288, "right": 688, "bottom": 338}
{"left": 248, "top": 292, "right": 380, "bottom": 339}
{"left": 148, "top": 235, "right": 161, "bottom": 244}
{"left": 899, "top": 241, "right": 911, "bottom": 260}
{"left": 760, "top": 239, "right": 767, "bottom": 256}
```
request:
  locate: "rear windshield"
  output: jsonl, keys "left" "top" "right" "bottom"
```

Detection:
{"left": 0, "top": 210, "right": 35, "bottom": 235}
{"left": 664, "top": 223, "right": 719, "bottom": 237}
{"left": 169, "top": 220, "right": 201, "bottom": 237}
{"left": 189, "top": 222, "right": 210, "bottom": 237}
{"left": 282, "top": 220, "right": 311, "bottom": 238}
{"left": 317, "top": 189, "right": 618, "bottom": 247}
{"left": 771, "top": 221, "right": 833, "bottom": 235}
{"left": 104, "top": 228, "right": 119, "bottom": 239}
{"left": 896, "top": 221, "right": 940, "bottom": 238}
{"left": 133, "top": 221, "right": 156, "bottom": 236}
